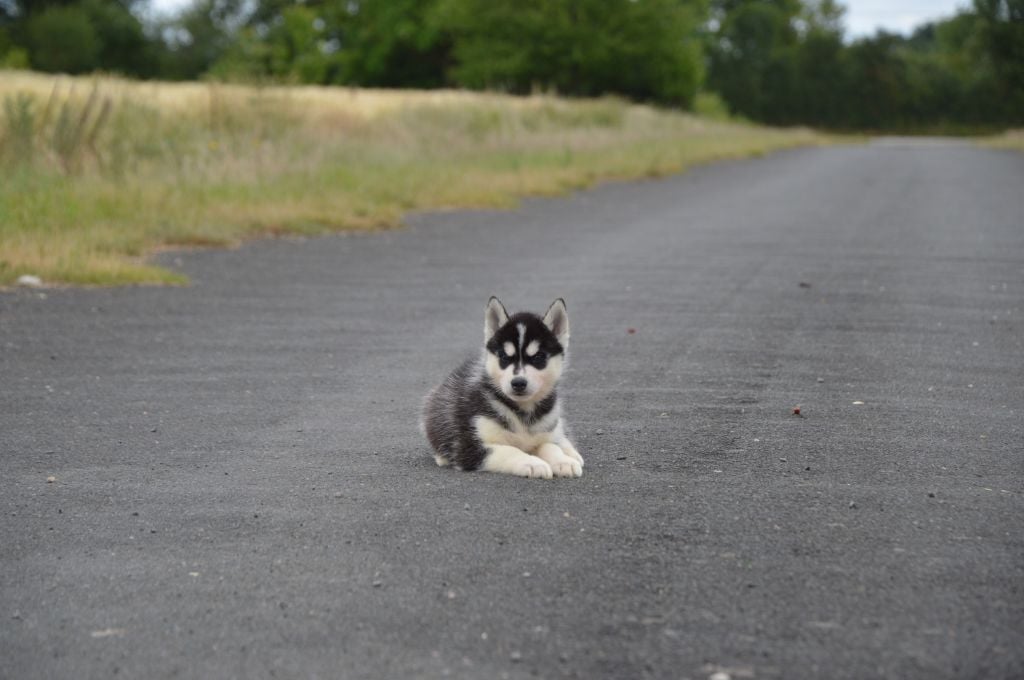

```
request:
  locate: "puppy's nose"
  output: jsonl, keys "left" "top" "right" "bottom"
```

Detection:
{"left": 510, "top": 377, "right": 528, "bottom": 393}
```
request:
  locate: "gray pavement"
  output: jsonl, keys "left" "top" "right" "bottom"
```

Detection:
{"left": 2, "top": 141, "right": 1023, "bottom": 680}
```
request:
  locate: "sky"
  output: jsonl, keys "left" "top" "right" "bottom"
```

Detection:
{"left": 842, "top": 0, "right": 970, "bottom": 37}
{"left": 149, "top": 0, "right": 972, "bottom": 39}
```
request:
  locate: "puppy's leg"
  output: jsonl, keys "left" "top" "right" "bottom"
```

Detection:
{"left": 481, "top": 445, "right": 553, "bottom": 479}
{"left": 557, "top": 439, "right": 585, "bottom": 468}
{"left": 535, "top": 443, "right": 583, "bottom": 478}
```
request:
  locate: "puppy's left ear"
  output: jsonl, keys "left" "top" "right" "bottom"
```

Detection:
{"left": 543, "top": 298, "right": 570, "bottom": 346}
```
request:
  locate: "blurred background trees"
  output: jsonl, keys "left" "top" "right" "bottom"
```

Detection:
{"left": 1, "top": 0, "right": 156, "bottom": 75}
{"left": 0, "top": 0, "right": 1021, "bottom": 131}
{"left": 705, "top": 0, "right": 1024, "bottom": 130}
{"left": 437, "top": 0, "right": 705, "bottom": 106}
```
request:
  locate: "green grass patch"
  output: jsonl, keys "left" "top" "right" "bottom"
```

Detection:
{"left": 1, "top": 71, "right": 833, "bottom": 287}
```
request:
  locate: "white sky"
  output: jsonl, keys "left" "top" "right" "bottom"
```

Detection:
{"left": 149, "top": 0, "right": 972, "bottom": 39}
{"left": 842, "top": 0, "right": 970, "bottom": 37}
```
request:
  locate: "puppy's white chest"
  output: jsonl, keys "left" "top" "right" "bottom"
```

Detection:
{"left": 474, "top": 415, "right": 555, "bottom": 453}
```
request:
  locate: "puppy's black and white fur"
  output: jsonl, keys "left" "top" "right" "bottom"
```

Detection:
{"left": 422, "top": 297, "right": 584, "bottom": 479}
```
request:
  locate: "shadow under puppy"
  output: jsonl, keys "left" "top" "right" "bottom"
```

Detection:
{"left": 422, "top": 297, "right": 584, "bottom": 478}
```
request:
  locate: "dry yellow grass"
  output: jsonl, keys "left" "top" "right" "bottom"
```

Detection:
{"left": 981, "top": 130, "right": 1024, "bottom": 152}
{"left": 1, "top": 70, "right": 831, "bottom": 286}
{"left": 0, "top": 69, "right": 542, "bottom": 120}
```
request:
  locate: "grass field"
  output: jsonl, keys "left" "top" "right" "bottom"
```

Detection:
{"left": 981, "top": 130, "right": 1024, "bottom": 152}
{"left": 1, "top": 70, "right": 830, "bottom": 287}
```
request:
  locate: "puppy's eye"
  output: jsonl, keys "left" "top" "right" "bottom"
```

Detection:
{"left": 532, "top": 352, "right": 547, "bottom": 362}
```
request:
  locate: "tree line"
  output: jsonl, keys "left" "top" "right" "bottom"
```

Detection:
{"left": 707, "top": 0, "right": 1023, "bottom": 131}
{"left": 1, "top": 0, "right": 1022, "bottom": 131}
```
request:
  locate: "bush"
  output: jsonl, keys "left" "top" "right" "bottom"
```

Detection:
{"left": 693, "top": 92, "right": 733, "bottom": 121}
{"left": 28, "top": 5, "right": 101, "bottom": 74}
{"left": 437, "top": 0, "right": 705, "bottom": 108}
{"left": 1, "top": 47, "right": 29, "bottom": 70}
{"left": 81, "top": 0, "right": 157, "bottom": 78}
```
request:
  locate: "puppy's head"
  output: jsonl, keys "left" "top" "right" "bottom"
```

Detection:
{"left": 484, "top": 297, "right": 569, "bottom": 405}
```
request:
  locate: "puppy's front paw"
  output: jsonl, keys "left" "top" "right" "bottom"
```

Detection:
{"left": 550, "top": 458, "right": 583, "bottom": 478}
{"left": 514, "top": 459, "right": 553, "bottom": 479}
{"left": 562, "top": 446, "right": 584, "bottom": 467}
{"left": 534, "top": 443, "right": 583, "bottom": 478}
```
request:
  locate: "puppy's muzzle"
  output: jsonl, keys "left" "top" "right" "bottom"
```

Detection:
{"left": 510, "top": 377, "right": 528, "bottom": 394}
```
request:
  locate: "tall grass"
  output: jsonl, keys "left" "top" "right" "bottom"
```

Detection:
{"left": 1, "top": 71, "right": 828, "bottom": 286}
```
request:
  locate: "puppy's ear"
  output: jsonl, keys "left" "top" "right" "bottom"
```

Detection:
{"left": 543, "top": 298, "right": 569, "bottom": 346}
{"left": 485, "top": 296, "right": 509, "bottom": 339}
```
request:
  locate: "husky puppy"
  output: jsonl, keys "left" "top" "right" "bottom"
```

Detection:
{"left": 422, "top": 297, "right": 584, "bottom": 479}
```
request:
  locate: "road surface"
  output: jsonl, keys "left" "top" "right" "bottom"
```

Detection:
{"left": 2, "top": 141, "right": 1022, "bottom": 679}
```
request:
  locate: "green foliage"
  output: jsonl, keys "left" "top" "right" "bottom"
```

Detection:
{"left": 271, "top": 6, "right": 331, "bottom": 82}
{"left": 438, "top": 0, "right": 705, "bottom": 107}
{"left": 210, "top": 5, "right": 333, "bottom": 82}
{"left": 80, "top": 0, "right": 155, "bottom": 77}
{"left": 13, "top": 1, "right": 152, "bottom": 76}
{"left": 329, "top": 0, "right": 450, "bottom": 88}
{"left": 204, "top": 0, "right": 706, "bottom": 106}
{"left": 707, "top": 0, "right": 1024, "bottom": 131}
{"left": 708, "top": 0, "right": 801, "bottom": 122}
{"left": 1, "top": 25, "right": 30, "bottom": 68}
{"left": 693, "top": 91, "right": 734, "bottom": 120}
{"left": 157, "top": 0, "right": 246, "bottom": 80}
{"left": 0, "top": 47, "right": 29, "bottom": 68}
{"left": 791, "top": 29, "right": 845, "bottom": 126}
{"left": 196, "top": 0, "right": 453, "bottom": 87}
{"left": 27, "top": 4, "right": 101, "bottom": 73}
{"left": 972, "top": 0, "right": 1024, "bottom": 120}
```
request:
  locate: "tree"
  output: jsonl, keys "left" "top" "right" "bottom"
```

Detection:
{"left": 844, "top": 34, "right": 906, "bottom": 128}
{"left": 707, "top": 0, "right": 801, "bottom": 122}
{"left": 210, "top": 4, "right": 334, "bottom": 82}
{"left": 157, "top": 0, "right": 246, "bottom": 80}
{"left": 792, "top": 26, "right": 845, "bottom": 126}
{"left": 82, "top": 0, "right": 155, "bottom": 76}
{"left": 329, "top": 0, "right": 450, "bottom": 88}
{"left": 972, "top": 0, "right": 1024, "bottom": 122}
{"left": 206, "top": 0, "right": 451, "bottom": 87}
{"left": 27, "top": 3, "right": 100, "bottom": 73}
{"left": 438, "top": 0, "right": 707, "bottom": 107}
{"left": 4, "top": 0, "right": 153, "bottom": 75}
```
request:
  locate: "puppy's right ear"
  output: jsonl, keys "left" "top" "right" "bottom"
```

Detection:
{"left": 485, "top": 296, "right": 509, "bottom": 339}
{"left": 543, "top": 298, "right": 569, "bottom": 346}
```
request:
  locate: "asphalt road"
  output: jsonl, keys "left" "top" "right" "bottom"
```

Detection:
{"left": 2, "top": 141, "right": 1023, "bottom": 680}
